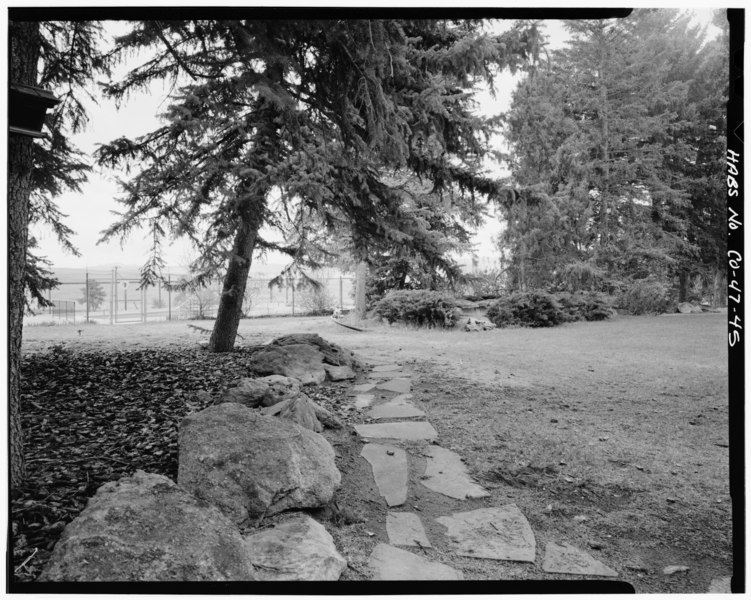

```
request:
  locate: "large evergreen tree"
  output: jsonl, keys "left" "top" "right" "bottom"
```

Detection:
{"left": 96, "top": 19, "right": 539, "bottom": 351}
{"left": 9, "top": 19, "right": 107, "bottom": 486}
{"left": 499, "top": 10, "right": 726, "bottom": 297}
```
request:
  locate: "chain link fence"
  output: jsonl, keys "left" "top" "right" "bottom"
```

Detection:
{"left": 24, "top": 268, "right": 355, "bottom": 326}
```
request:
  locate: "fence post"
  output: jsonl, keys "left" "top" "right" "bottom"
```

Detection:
{"left": 143, "top": 285, "right": 147, "bottom": 323}
{"left": 73, "top": 302, "right": 75, "bottom": 325}
{"left": 292, "top": 285, "right": 295, "bottom": 316}
{"left": 167, "top": 274, "right": 172, "bottom": 321}
{"left": 85, "top": 271, "right": 89, "bottom": 323}
{"left": 110, "top": 269, "right": 114, "bottom": 324}
{"left": 114, "top": 267, "right": 119, "bottom": 324}
{"left": 339, "top": 275, "right": 343, "bottom": 309}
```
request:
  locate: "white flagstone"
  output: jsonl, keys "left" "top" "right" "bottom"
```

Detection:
{"left": 420, "top": 446, "right": 489, "bottom": 500}
{"left": 360, "top": 443, "right": 409, "bottom": 506}
{"left": 355, "top": 421, "right": 437, "bottom": 441}
{"left": 437, "top": 505, "right": 536, "bottom": 562}
{"left": 542, "top": 542, "right": 618, "bottom": 577}
{"left": 369, "top": 543, "right": 463, "bottom": 580}
{"left": 386, "top": 512, "right": 431, "bottom": 548}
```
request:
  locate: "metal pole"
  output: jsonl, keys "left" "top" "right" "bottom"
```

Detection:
{"left": 167, "top": 274, "right": 172, "bottom": 321}
{"left": 110, "top": 269, "right": 114, "bottom": 324}
{"left": 85, "top": 271, "right": 90, "bottom": 323}
{"left": 114, "top": 267, "right": 118, "bottom": 324}
{"left": 73, "top": 302, "right": 75, "bottom": 325}
{"left": 339, "top": 275, "right": 343, "bottom": 309}
{"left": 142, "top": 285, "right": 147, "bottom": 323}
{"left": 292, "top": 285, "right": 295, "bottom": 316}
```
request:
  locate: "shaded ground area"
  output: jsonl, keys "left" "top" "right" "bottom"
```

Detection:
{"left": 15, "top": 313, "right": 731, "bottom": 591}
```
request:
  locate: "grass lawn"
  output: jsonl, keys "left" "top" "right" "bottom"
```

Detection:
{"left": 15, "top": 312, "right": 731, "bottom": 591}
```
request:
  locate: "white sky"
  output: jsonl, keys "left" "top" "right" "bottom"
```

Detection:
{"left": 25, "top": 10, "right": 723, "bottom": 271}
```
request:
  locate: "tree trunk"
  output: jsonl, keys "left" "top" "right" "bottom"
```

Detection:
{"left": 713, "top": 263, "right": 727, "bottom": 308}
{"left": 678, "top": 270, "right": 690, "bottom": 303}
{"left": 355, "top": 260, "right": 368, "bottom": 320}
{"left": 9, "top": 21, "right": 41, "bottom": 488}
{"left": 209, "top": 212, "right": 261, "bottom": 352}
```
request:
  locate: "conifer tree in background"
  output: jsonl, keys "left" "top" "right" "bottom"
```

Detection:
{"left": 96, "top": 19, "right": 539, "bottom": 351}
{"left": 499, "top": 9, "right": 727, "bottom": 300}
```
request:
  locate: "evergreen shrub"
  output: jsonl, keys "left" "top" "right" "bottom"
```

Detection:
{"left": 486, "top": 291, "right": 567, "bottom": 328}
{"left": 374, "top": 290, "right": 459, "bottom": 328}
{"left": 621, "top": 279, "right": 672, "bottom": 314}
{"left": 557, "top": 292, "right": 615, "bottom": 321}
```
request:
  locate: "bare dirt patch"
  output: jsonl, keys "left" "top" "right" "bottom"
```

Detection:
{"left": 16, "top": 313, "right": 730, "bottom": 591}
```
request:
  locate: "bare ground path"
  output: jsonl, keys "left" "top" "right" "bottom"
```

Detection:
{"left": 19, "top": 312, "right": 731, "bottom": 591}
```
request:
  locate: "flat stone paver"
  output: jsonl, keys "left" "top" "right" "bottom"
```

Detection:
{"left": 542, "top": 542, "right": 618, "bottom": 577}
{"left": 368, "top": 395, "right": 425, "bottom": 420}
{"left": 437, "top": 505, "right": 536, "bottom": 562}
{"left": 421, "top": 446, "right": 489, "bottom": 500}
{"left": 369, "top": 543, "right": 463, "bottom": 580}
{"left": 354, "top": 394, "right": 375, "bottom": 409}
{"left": 355, "top": 421, "right": 437, "bottom": 441}
{"left": 372, "top": 364, "right": 403, "bottom": 372}
{"left": 708, "top": 576, "right": 732, "bottom": 593}
{"left": 386, "top": 512, "right": 432, "bottom": 548}
{"left": 376, "top": 378, "right": 412, "bottom": 394}
{"left": 361, "top": 443, "right": 408, "bottom": 506}
{"left": 352, "top": 383, "right": 377, "bottom": 393}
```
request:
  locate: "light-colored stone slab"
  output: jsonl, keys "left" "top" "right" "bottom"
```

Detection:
{"left": 368, "top": 371, "right": 406, "bottom": 382}
{"left": 421, "top": 446, "right": 489, "bottom": 500}
{"left": 369, "top": 543, "right": 463, "bottom": 580}
{"left": 376, "top": 378, "right": 412, "bottom": 394}
{"left": 355, "top": 421, "right": 437, "bottom": 441}
{"left": 708, "top": 576, "right": 732, "bottom": 593}
{"left": 437, "top": 505, "right": 536, "bottom": 562}
{"left": 368, "top": 396, "right": 425, "bottom": 420}
{"left": 386, "top": 512, "right": 432, "bottom": 548}
{"left": 542, "top": 542, "right": 618, "bottom": 577}
{"left": 372, "top": 364, "right": 403, "bottom": 372}
{"left": 361, "top": 443, "right": 408, "bottom": 506}
{"left": 352, "top": 383, "right": 377, "bottom": 393}
{"left": 354, "top": 394, "right": 375, "bottom": 409}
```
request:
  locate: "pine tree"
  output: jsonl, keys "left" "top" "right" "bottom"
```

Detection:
{"left": 96, "top": 19, "right": 539, "bottom": 351}
{"left": 499, "top": 10, "right": 724, "bottom": 296}
{"left": 9, "top": 17, "right": 107, "bottom": 486}
{"left": 79, "top": 279, "right": 106, "bottom": 311}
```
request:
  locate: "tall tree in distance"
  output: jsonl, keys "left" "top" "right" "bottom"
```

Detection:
{"left": 97, "top": 19, "right": 539, "bottom": 351}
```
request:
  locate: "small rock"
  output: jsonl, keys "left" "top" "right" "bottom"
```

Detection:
{"left": 572, "top": 515, "right": 588, "bottom": 522}
{"left": 666, "top": 497, "right": 677, "bottom": 504}
{"left": 663, "top": 565, "right": 690, "bottom": 575}
{"left": 588, "top": 540, "right": 603, "bottom": 550}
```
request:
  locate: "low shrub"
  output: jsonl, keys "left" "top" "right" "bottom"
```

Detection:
{"left": 486, "top": 291, "right": 567, "bottom": 328}
{"left": 374, "top": 290, "right": 459, "bottom": 328}
{"left": 621, "top": 279, "right": 672, "bottom": 315}
{"left": 557, "top": 292, "right": 615, "bottom": 322}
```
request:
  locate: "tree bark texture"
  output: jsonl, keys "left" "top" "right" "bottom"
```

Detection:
{"left": 678, "top": 270, "right": 690, "bottom": 303}
{"left": 9, "top": 21, "right": 41, "bottom": 488}
{"left": 208, "top": 210, "right": 262, "bottom": 352}
{"left": 355, "top": 261, "right": 368, "bottom": 320}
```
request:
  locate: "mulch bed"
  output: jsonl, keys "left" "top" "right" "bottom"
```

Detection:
{"left": 12, "top": 345, "right": 355, "bottom": 582}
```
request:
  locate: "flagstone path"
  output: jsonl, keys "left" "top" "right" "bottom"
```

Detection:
{"left": 352, "top": 360, "right": 622, "bottom": 581}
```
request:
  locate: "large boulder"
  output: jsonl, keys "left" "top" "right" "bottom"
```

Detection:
{"left": 221, "top": 377, "right": 270, "bottom": 408}
{"left": 250, "top": 344, "right": 327, "bottom": 385}
{"left": 178, "top": 403, "right": 341, "bottom": 524}
{"left": 245, "top": 513, "right": 347, "bottom": 581}
{"left": 262, "top": 395, "right": 344, "bottom": 432}
{"left": 270, "top": 334, "right": 359, "bottom": 368}
{"left": 323, "top": 364, "right": 356, "bottom": 381}
{"left": 39, "top": 471, "right": 256, "bottom": 582}
{"left": 257, "top": 374, "right": 303, "bottom": 407}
